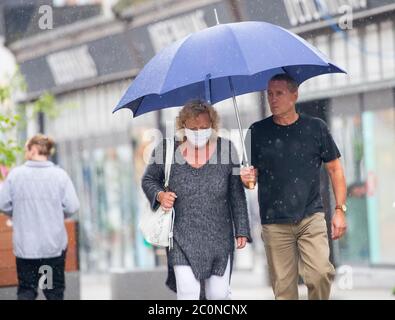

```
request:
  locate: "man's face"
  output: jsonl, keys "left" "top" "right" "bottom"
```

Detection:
{"left": 267, "top": 80, "right": 298, "bottom": 116}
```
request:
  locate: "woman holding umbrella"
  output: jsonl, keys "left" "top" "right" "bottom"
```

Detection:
{"left": 142, "top": 99, "right": 252, "bottom": 300}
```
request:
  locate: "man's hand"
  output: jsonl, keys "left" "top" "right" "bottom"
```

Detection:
{"left": 157, "top": 191, "right": 177, "bottom": 211}
{"left": 331, "top": 210, "right": 347, "bottom": 240}
{"left": 236, "top": 236, "right": 248, "bottom": 249}
{"left": 325, "top": 159, "right": 347, "bottom": 240}
{"left": 240, "top": 166, "right": 257, "bottom": 189}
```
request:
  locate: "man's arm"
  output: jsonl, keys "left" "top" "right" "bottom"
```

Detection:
{"left": 325, "top": 158, "right": 347, "bottom": 240}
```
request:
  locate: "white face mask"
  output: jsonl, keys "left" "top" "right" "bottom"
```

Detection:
{"left": 185, "top": 128, "right": 212, "bottom": 148}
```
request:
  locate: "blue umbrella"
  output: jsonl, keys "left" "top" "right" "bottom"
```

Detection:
{"left": 113, "top": 21, "right": 346, "bottom": 166}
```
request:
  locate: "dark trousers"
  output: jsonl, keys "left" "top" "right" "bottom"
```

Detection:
{"left": 16, "top": 250, "right": 66, "bottom": 300}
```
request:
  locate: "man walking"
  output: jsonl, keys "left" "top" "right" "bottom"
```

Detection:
{"left": 241, "top": 74, "right": 347, "bottom": 300}
{"left": 0, "top": 134, "right": 80, "bottom": 300}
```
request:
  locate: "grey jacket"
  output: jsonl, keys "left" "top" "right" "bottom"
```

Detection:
{"left": 0, "top": 161, "right": 80, "bottom": 258}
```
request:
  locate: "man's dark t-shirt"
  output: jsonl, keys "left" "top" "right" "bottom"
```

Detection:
{"left": 247, "top": 113, "right": 341, "bottom": 225}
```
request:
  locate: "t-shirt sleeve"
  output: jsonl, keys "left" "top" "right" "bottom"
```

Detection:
{"left": 319, "top": 120, "right": 341, "bottom": 163}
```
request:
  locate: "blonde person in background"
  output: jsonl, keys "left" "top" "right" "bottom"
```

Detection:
{"left": 0, "top": 134, "right": 80, "bottom": 300}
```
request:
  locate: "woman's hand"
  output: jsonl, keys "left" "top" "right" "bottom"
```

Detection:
{"left": 157, "top": 191, "right": 177, "bottom": 211}
{"left": 236, "top": 236, "right": 248, "bottom": 249}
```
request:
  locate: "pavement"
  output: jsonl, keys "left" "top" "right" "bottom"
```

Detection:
{"left": 230, "top": 270, "right": 395, "bottom": 300}
{"left": 80, "top": 267, "right": 395, "bottom": 300}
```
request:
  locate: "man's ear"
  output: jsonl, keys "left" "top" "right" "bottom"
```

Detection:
{"left": 29, "top": 145, "right": 37, "bottom": 156}
{"left": 294, "top": 90, "right": 298, "bottom": 101}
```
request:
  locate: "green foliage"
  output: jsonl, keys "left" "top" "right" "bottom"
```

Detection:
{"left": 0, "top": 85, "right": 10, "bottom": 103}
{"left": 0, "top": 113, "right": 20, "bottom": 133}
{"left": 1, "top": 68, "right": 75, "bottom": 177}
{"left": 0, "top": 106, "right": 22, "bottom": 176}
{"left": 0, "top": 140, "right": 22, "bottom": 169}
{"left": 31, "top": 92, "right": 58, "bottom": 119}
{"left": 0, "top": 69, "right": 30, "bottom": 174}
{"left": 112, "top": 0, "right": 149, "bottom": 13}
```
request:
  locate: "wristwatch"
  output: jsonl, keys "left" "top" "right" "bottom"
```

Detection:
{"left": 335, "top": 204, "right": 347, "bottom": 213}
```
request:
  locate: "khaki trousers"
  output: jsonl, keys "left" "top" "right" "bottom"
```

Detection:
{"left": 261, "top": 212, "right": 336, "bottom": 300}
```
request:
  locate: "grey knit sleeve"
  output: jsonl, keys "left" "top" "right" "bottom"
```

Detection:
{"left": 141, "top": 140, "right": 166, "bottom": 211}
{"left": 228, "top": 142, "right": 252, "bottom": 243}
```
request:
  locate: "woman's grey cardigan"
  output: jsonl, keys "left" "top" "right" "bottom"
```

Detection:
{"left": 141, "top": 137, "right": 252, "bottom": 292}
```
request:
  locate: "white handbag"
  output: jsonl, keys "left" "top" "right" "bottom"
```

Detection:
{"left": 139, "top": 138, "right": 175, "bottom": 249}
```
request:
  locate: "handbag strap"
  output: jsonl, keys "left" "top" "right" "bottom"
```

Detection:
{"left": 163, "top": 137, "right": 174, "bottom": 189}
{"left": 164, "top": 138, "right": 175, "bottom": 250}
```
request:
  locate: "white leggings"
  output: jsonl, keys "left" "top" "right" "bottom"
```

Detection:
{"left": 174, "top": 257, "right": 231, "bottom": 300}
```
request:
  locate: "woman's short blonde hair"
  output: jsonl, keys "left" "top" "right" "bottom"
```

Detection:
{"left": 26, "top": 134, "right": 55, "bottom": 157}
{"left": 176, "top": 100, "right": 219, "bottom": 140}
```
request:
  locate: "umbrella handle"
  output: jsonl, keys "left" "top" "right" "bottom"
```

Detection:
{"left": 228, "top": 77, "right": 256, "bottom": 190}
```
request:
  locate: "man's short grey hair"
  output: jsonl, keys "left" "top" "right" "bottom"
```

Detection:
{"left": 269, "top": 74, "right": 299, "bottom": 92}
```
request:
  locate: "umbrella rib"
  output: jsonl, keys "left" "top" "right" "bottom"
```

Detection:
{"left": 158, "top": 34, "right": 193, "bottom": 95}
{"left": 159, "top": 25, "right": 252, "bottom": 95}
{"left": 224, "top": 25, "right": 251, "bottom": 75}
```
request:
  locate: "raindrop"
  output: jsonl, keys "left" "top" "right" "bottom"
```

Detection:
{"left": 275, "top": 138, "right": 283, "bottom": 149}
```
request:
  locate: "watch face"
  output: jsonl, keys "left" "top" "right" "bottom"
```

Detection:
{"left": 341, "top": 204, "right": 347, "bottom": 212}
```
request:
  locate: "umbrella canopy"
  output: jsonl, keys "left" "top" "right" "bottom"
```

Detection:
{"left": 113, "top": 20, "right": 346, "bottom": 116}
